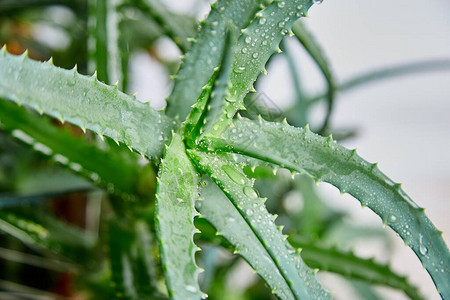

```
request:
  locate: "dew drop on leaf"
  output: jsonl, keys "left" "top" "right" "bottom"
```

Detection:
{"left": 243, "top": 186, "right": 258, "bottom": 199}
{"left": 185, "top": 285, "right": 197, "bottom": 293}
{"left": 222, "top": 165, "right": 246, "bottom": 184}
{"left": 388, "top": 214, "right": 397, "bottom": 222}
{"left": 233, "top": 66, "right": 246, "bottom": 73}
{"left": 419, "top": 234, "right": 428, "bottom": 255}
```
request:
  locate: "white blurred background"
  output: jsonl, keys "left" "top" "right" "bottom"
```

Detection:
{"left": 129, "top": 1, "right": 450, "bottom": 299}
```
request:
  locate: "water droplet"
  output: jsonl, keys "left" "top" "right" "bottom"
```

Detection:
{"left": 33, "top": 142, "right": 53, "bottom": 156}
{"left": 252, "top": 53, "right": 259, "bottom": 58}
{"left": 233, "top": 66, "right": 246, "bottom": 73}
{"left": 241, "top": 47, "right": 248, "bottom": 53}
{"left": 277, "top": 1, "right": 286, "bottom": 8}
{"left": 388, "top": 214, "right": 397, "bottom": 222}
{"left": 244, "top": 186, "right": 258, "bottom": 198}
{"left": 419, "top": 234, "right": 428, "bottom": 255}
{"left": 186, "top": 285, "right": 197, "bottom": 293}
{"left": 245, "top": 36, "right": 252, "bottom": 44}
{"left": 246, "top": 209, "right": 253, "bottom": 216}
{"left": 259, "top": 18, "right": 266, "bottom": 25}
{"left": 90, "top": 173, "right": 99, "bottom": 182}
{"left": 177, "top": 198, "right": 184, "bottom": 203}
{"left": 281, "top": 29, "right": 288, "bottom": 35}
{"left": 69, "top": 162, "right": 82, "bottom": 172}
{"left": 222, "top": 165, "right": 246, "bottom": 185}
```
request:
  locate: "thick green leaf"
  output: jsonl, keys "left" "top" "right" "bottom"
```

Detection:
{"left": 183, "top": 24, "right": 236, "bottom": 145}
{"left": 155, "top": 133, "right": 204, "bottom": 300}
{"left": 165, "top": 0, "right": 266, "bottom": 119}
{"left": 108, "top": 219, "right": 160, "bottom": 299}
{"left": 129, "top": 0, "right": 197, "bottom": 53}
{"left": 350, "top": 281, "right": 382, "bottom": 300}
{"left": 182, "top": 69, "right": 219, "bottom": 148}
{"left": 121, "top": 10, "right": 164, "bottom": 51}
{"left": 202, "top": 117, "right": 450, "bottom": 299}
{"left": 0, "top": 207, "right": 96, "bottom": 264}
{"left": 0, "top": 48, "right": 175, "bottom": 160}
{"left": 199, "top": 24, "right": 236, "bottom": 139}
{"left": 293, "top": 241, "right": 424, "bottom": 300}
{"left": 282, "top": 39, "right": 308, "bottom": 126}
{"left": 197, "top": 176, "right": 329, "bottom": 300}
{"left": 88, "top": 0, "right": 128, "bottom": 90}
{"left": 0, "top": 100, "right": 140, "bottom": 196}
{"left": 209, "top": 0, "right": 314, "bottom": 136}
{"left": 189, "top": 150, "right": 330, "bottom": 300}
{"left": 291, "top": 21, "right": 336, "bottom": 131}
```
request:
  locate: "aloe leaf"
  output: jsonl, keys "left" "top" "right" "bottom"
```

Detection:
{"left": 88, "top": 0, "right": 108, "bottom": 83}
{"left": 155, "top": 133, "right": 204, "bottom": 300}
{"left": 0, "top": 207, "right": 96, "bottom": 264}
{"left": 0, "top": 100, "right": 140, "bottom": 196}
{"left": 88, "top": 0, "right": 128, "bottom": 90}
{"left": 182, "top": 69, "right": 219, "bottom": 148}
{"left": 121, "top": 10, "right": 164, "bottom": 51}
{"left": 202, "top": 117, "right": 450, "bottom": 298}
{"left": 0, "top": 48, "right": 175, "bottom": 160}
{"left": 189, "top": 150, "right": 330, "bottom": 300}
{"left": 183, "top": 24, "right": 235, "bottom": 144}
{"left": 165, "top": 0, "right": 266, "bottom": 119}
{"left": 197, "top": 176, "right": 329, "bottom": 299}
{"left": 307, "top": 59, "right": 450, "bottom": 105}
{"left": 128, "top": 0, "right": 197, "bottom": 53}
{"left": 282, "top": 39, "right": 308, "bottom": 126}
{"left": 292, "top": 241, "right": 424, "bottom": 300}
{"left": 352, "top": 281, "right": 383, "bottom": 300}
{"left": 291, "top": 21, "right": 336, "bottom": 132}
{"left": 209, "top": 0, "right": 314, "bottom": 136}
{"left": 108, "top": 219, "right": 160, "bottom": 299}
{"left": 200, "top": 26, "right": 236, "bottom": 138}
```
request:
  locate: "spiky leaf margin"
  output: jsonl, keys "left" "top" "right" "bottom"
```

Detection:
{"left": 202, "top": 117, "right": 450, "bottom": 298}
{"left": 0, "top": 49, "right": 175, "bottom": 160}
{"left": 155, "top": 133, "right": 204, "bottom": 300}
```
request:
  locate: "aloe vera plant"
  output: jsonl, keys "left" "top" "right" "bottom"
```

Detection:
{"left": 0, "top": 0, "right": 449, "bottom": 299}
